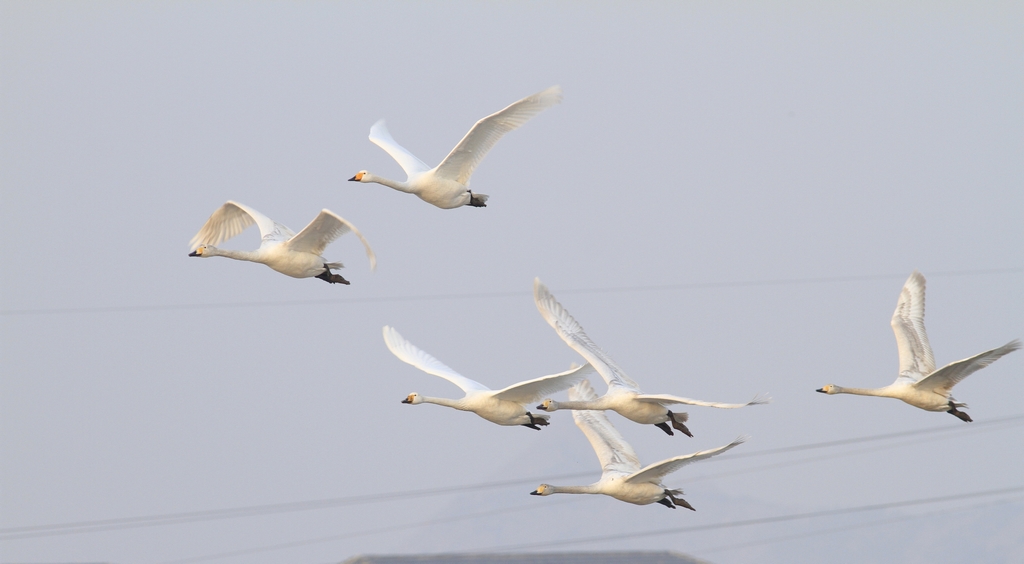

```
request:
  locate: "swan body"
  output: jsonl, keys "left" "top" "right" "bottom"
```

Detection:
{"left": 384, "top": 326, "right": 593, "bottom": 429}
{"left": 817, "top": 271, "right": 1021, "bottom": 421}
{"left": 531, "top": 380, "right": 745, "bottom": 508}
{"left": 533, "top": 278, "right": 770, "bottom": 436}
{"left": 188, "top": 201, "right": 376, "bottom": 284}
{"left": 349, "top": 86, "right": 563, "bottom": 209}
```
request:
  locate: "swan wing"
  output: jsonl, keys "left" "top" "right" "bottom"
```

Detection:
{"left": 534, "top": 278, "right": 642, "bottom": 392}
{"left": 189, "top": 201, "right": 294, "bottom": 251}
{"left": 569, "top": 380, "right": 641, "bottom": 478}
{"left": 891, "top": 271, "right": 935, "bottom": 382}
{"left": 434, "top": 86, "right": 563, "bottom": 185}
{"left": 624, "top": 437, "right": 747, "bottom": 485}
{"left": 285, "top": 210, "right": 377, "bottom": 270}
{"left": 634, "top": 393, "right": 771, "bottom": 409}
{"left": 368, "top": 119, "right": 431, "bottom": 179}
{"left": 382, "top": 326, "right": 490, "bottom": 393}
{"left": 913, "top": 340, "right": 1021, "bottom": 396}
{"left": 492, "top": 363, "right": 596, "bottom": 404}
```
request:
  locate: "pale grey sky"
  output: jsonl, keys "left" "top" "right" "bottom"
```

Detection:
{"left": 1, "top": 2, "right": 1022, "bottom": 563}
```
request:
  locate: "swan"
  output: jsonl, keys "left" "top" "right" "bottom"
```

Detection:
{"left": 188, "top": 201, "right": 376, "bottom": 284}
{"left": 383, "top": 326, "right": 594, "bottom": 429}
{"left": 817, "top": 271, "right": 1021, "bottom": 421}
{"left": 348, "top": 85, "right": 563, "bottom": 209}
{"left": 533, "top": 278, "right": 770, "bottom": 437}
{"left": 531, "top": 380, "right": 745, "bottom": 509}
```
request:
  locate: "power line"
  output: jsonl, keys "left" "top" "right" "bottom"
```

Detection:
{"left": 160, "top": 499, "right": 578, "bottom": 564}
{"left": 691, "top": 495, "right": 1024, "bottom": 556}
{"left": 482, "top": 484, "right": 1024, "bottom": 552}
{"left": 3, "top": 413, "right": 1020, "bottom": 540}
{"left": 2, "top": 266, "right": 1020, "bottom": 317}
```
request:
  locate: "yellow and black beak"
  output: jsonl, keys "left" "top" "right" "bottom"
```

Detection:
{"left": 348, "top": 175, "right": 359, "bottom": 181}
{"left": 815, "top": 388, "right": 826, "bottom": 393}
{"left": 401, "top": 397, "right": 412, "bottom": 404}
{"left": 529, "top": 489, "right": 542, "bottom": 496}
{"left": 188, "top": 250, "right": 200, "bottom": 257}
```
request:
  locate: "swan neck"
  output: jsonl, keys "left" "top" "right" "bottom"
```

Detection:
{"left": 835, "top": 386, "right": 890, "bottom": 397}
{"left": 548, "top": 484, "right": 602, "bottom": 495}
{"left": 420, "top": 396, "right": 467, "bottom": 410}
{"left": 556, "top": 399, "right": 607, "bottom": 410}
{"left": 208, "top": 247, "right": 262, "bottom": 262}
{"left": 367, "top": 173, "right": 415, "bottom": 194}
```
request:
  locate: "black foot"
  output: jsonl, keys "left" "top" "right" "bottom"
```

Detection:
{"left": 656, "top": 497, "right": 676, "bottom": 509}
{"left": 947, "top": 406, "right": 973, "bottom": 422}
{"left": 522, "top": 412, "right": 547, "bottom": 430}
{"left": 665, "top": 489, "right": 695, "bottom": 511}
{"left": 468, "top": 192, "right": 487, "bottom": 207}
{"left": 655, "top": 422, "right": 674, "bottom": 436}
{"left": 316, "top": 267, "right": 350, "bottom": 285}
{"left": 668, "top": 411, "right": 693, "bottom": 437}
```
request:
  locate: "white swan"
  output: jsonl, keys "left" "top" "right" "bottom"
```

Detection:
{"left": 817, "top": 271, "right": 1021, "bottom": 421}
{"left": 383, "top": 326, "right": 594, "bottom": 429}
{"left": 531, "top": 380, "right": 745, "bottom": 509}
{"left": 188, "top": 201, "right": 376, "bottom": 284}
{"left": 533, "top": 279, "right": 769, "bottom": 437}
{"left": 349, "top": 86, "right": 563, "bottom": 209}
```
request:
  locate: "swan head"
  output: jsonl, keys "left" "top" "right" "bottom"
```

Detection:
{"left": 530, "top": 484, "right": 553, "bottom": 496}
{"left": 349, "top": 171, "right": 368, "bottom": 182}
{"left": 402, "top": 392, "right": 423, "bottom": 405}
{"left": 536, "top": 399, "right": 558, "bottom": 412}
{"left": 816, "top": 385, "right": 839, "bottom": 394}
{"left": 189, "top": 245, "right": 212, "bottom": 257}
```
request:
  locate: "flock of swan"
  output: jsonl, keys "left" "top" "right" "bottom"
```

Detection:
{"left": 186, "top": 86, "right": 1019, "bottom": 510}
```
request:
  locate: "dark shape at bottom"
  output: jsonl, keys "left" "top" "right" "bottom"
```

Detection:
{"left": 316, "top": 265, "right": 350, "bottom": 285}
{"left": 668, "top": 410, "right": 693, "bottom": 437}
{"left": 947, "top": 402, "right": 973, "bottom": 422}
{"left": 522, "top": 411, "right": 549, "bottom": 430}
{"left": 468, "top": 192, "right": 487, "bottom": 207}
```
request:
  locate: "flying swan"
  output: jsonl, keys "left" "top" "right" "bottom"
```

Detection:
{"left": 531, "top": 380, "right": 745, "bottom": 509}
{"left": 533, "top": 278, "right": 769, "bottom": 436}
{"left": 383, "top": 326, "right": 594, "bottom": 429}
{"left": 188, "top": 201, "right": 376, "bottom": 284}
{"left": 349, "top": 85, "right": 563, "bottom": 209}
{"left": 817, "top": 270, "right": 1020, "bottom": 421}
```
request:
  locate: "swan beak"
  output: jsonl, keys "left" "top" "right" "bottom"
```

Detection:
{"left": 530, "top": 490, "right": 542, "bottom": 495}
{"left": 535, "top": 404, "right": 545, "bottom": 410}
{"left": 815, "top": 388, "right": 826, "bottom": 393}
{"left": 348, "top": 175, "right": 359, "bottom": 181}
{"left": 401, "top": 398, "right": 412, "bottom": 404}
{"left": 188, "top": 251, "right": 200, "bottom": 257}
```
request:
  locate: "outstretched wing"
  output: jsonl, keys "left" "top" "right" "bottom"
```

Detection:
{"left": 434, "top": 86, "right": 562, "bottom": 185}
{"left": 189, "top": 201, "right": 294, "bottom": 251}
{"left": 914, "top": 340, "right": 1021, "bottom": 396}
{"left": 285, "top": 210, "right": 377, "bottom": 270}
{"left": 891, "top": 271, "right": 935, "bottom": 383}
{"left": 569, "top": 380, "right": 641, "bottom": 478}
{"left": 634, "top": 393, "right": 771, "bottom": 409}
{"left": 492, "top": 363, "right": 595, "bottom": 404}
{"left": 368, "top": 119, "right": 431, "bottom": 180}
{"left": 534, "top": 278, "right": 642, "bottom": 392}
{"left": 382, "top": 326, "right": 490, "bottom": 393}
{"left": 624, "top": 437, "right": 747, "bottom": 485}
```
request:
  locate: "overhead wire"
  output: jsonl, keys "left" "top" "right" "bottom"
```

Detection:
{"left": 690, "top": 495, "right": 1024, "bottom": 556}
{"left": 2, "top": 266, "right": 1019, "bottom": 317}
{"left": 482, "top": 484, "right": 1024, "bottom": 552}
{"left": 159, "top": 499, "right": 578, "bottom": 564}
{"left": 3, "top": 413, "right": 1021, "bottom": 541}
